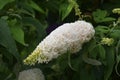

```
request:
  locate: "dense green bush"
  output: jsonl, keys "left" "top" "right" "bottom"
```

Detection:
{"left": 0, "top": 0, "right": 120, "bottom": 80}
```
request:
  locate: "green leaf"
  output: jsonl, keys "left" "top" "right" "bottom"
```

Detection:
{"left": 115, "top": 55, "right": 120, "bottom": 76}
{"left": 18, "top": 9, "right": 35, "bottom": 17}
{"left": 28, "top": 0, "right": 45, "bottom": 14}
{"left": 70, "top": 54, "right": 82, "bottom": 71}
{"left": 115, "top": 40, "right": 120, "bottom": 76}
{"left": 102, "top": 17, "right": 115, "bottom": 22}
{"left": 95, "top": 26, "right": 109, "bottom": 33}
{"left": 59, "top": 1, "right": 74, "bottom": 21}
{"left": 0, "top": 62, "right": 10, "bottom": 77}
{"left": 92, "top": 9, "right": 107, "bottom": 23}
{"left": 117, "top": 55, "right": 120, "bottom": 63}
{"left": 92, "top": 9, "right": 115, "bottom": 23}
{"left": 19, "top": 2, "right": 35, "bottom": 17}
{"left": 89, "top": 46, "right": 98, "bottom": 59}
{"left": 0, "top": 0, "right": 14, "bottom": 10}
{"left": 0, "top": 47, "right": 13, "bottom": 65}
{"left": 104, "top": 47, "right": 115, "bottom": 80}
{"left": 0, "top": 19, "right": 20, "bottom": 61}
{"left": 10, "top": 25, "right": 26, "bottom": 46}
{"left": 22, "top": 17, "right": 47, "bottom": 43}
{"left": 86, "top": 39, "right": 98, "bottom": 59}
{"left": 88, "top": 39, "right": 97, "bottom": 53}
{"left": 110, "top": 30, "right": 120, "bottom": 39}
{"left": 8, "top": 19, "right": 26, "bottom": 46}
{"left": 55, "top": 53, "right": 68, "bottom": 71}
{"left": 80, "top": 67, "right": 96, "bottom": 80}
{"left": 98, "top": 45, "right": 106, "bottom": 60}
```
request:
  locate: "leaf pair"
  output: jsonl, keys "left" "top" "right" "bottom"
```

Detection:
{"left": 0, "top": 19, "right": 20, "bottom": 61}
{"left": 93, "top": 9, "right": 115, "bottom": 23}
{"left": 8, "top": 19, "right": 26, "bottom": 46}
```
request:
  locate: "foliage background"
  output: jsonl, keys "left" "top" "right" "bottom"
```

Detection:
{"left": 0, "top": 0, "right": 120, "bottom": 80}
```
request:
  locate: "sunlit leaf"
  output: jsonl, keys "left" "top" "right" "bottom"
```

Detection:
{"left": 8, "top": 19, "right": 26, "bottom": 46}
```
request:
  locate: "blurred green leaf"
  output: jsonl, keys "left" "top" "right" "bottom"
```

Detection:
{"left": 115, "top": 54, "right": 120, "bottom": 76}
{"left": 104, "top": 47, "right": 115, "bottom": 80}
{"left": 28, "top": 0, "right": 45, "bottom": 14}
{"left": 82, "top": 53, "right": 102, "bottom": 66}
{"left": 59, "top": 1, "right": 74, "bottom": 21}
{"left": 110, "top": 30, "right": 120, "bottom": 39}
{"left": 22, "top": 17, "right": 47, "bottom": 43}
{"left": 0, "top": 0, "right": 14, "bottom": 10}
{"left": 102, "top": 17, "right": 116, "bottom": 22}
{"left": 92, "top": 9, "right": 115, "bottom": 23}
{"left": 95, "top": 26, "right": 110, "bottom": 33}
{"left": 89, "top": 46, "right": 98, "bottom": 59}
{"left": 98, "top": 45, "right": 106, "bottom": 60}
{"left": 0, "top": 62, "right": 10, "bottom": 78}
{"left": 8, "top": 19, "right": 26, "bottom": 46}
{"left": 71, "top": 55, "right": 82, "bottom": 71}
{"left": 9, "top": 14, "right": 22, "bottom": 20}
{"left": 115, "top": 40, "right": 120, "bottom": 76}
{"left": 19, "top": 1, "right": 35, "bottom": 17}
{"left": 87, "top": 39, "right": 98, "bottom": 59}
{"left": 87, "top": 39, "right": 97, "bottom": 52}
{"left": 18, "top": 9, "right": 35, "bottom": 17}
{"left": 0, "top": 47, "right": 13, "bottom": 65}
{"left": 56, "top": 53, "right": 68, "bottom": 71}
{"left": 0, "top": 19, "right": 20, "bottom": 61}
{"left": 80, "top": 67, "right": 96, "bottom": 80}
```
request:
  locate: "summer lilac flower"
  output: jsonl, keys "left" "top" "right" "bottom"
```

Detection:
{"left": 24, "top": 20, "right": 95, "bottom": 65}
{"left": 18, "top": 68, "right": 45, "bottom": 80}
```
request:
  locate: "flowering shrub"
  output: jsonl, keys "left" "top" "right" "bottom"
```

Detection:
{"left": 0, "top": 0, "right": 120, "bottom": 80}
{"left": 24, "top": 21, "right": 95, "bottom": 65}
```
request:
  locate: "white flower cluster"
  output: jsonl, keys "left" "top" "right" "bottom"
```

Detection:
{"left": 24, "top": 20, "right": 95, "bottom": 65}
{"left": 18, "top": 68, "right": 45, "bottom": 80}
